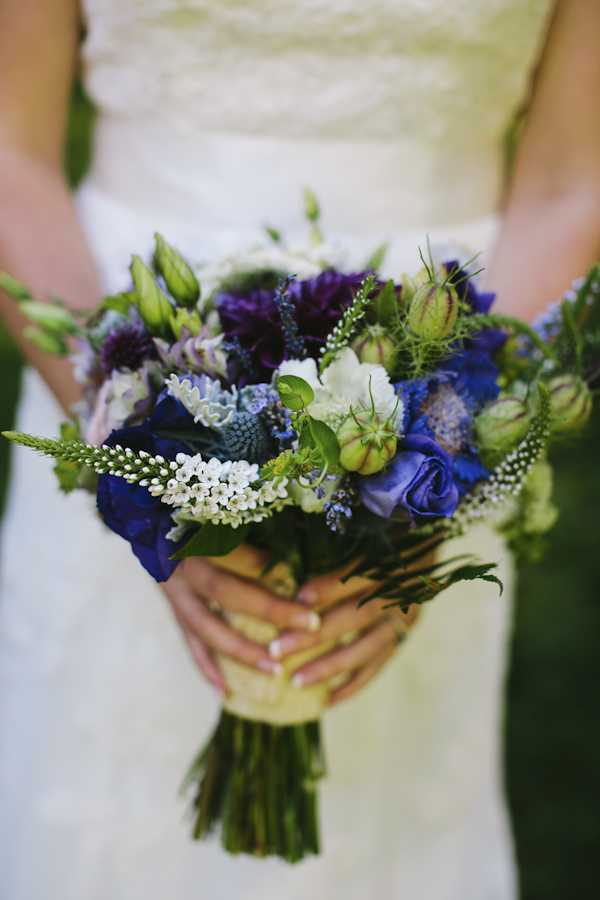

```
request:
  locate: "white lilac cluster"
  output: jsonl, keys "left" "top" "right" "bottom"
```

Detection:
{"left": 150, "top": 453, "right": 289, "bottom": 528}
{"left": 165, "top": 373, "right": 238, "bottom": 428}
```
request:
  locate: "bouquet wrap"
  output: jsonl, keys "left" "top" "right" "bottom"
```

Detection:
{"left": 220, "top": 566, "right": 334, "bottom": 725}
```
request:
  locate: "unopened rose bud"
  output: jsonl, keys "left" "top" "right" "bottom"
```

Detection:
{"left": 408, "top": 281, "right": 459, "bottom": 340}
{"left": 154, "top": 234, "right": 200, "bottom": 308}
{"left": 337, "top": 409, "right": 397, "bottom": 475}
{"left": 475, "top": 397, "right": 532, "bottom": 452}
{"left": 547, "top": 375, "right": 592, "bottom": 434}
{"left": 130, "top": 255, "right": 174, "bottom": 336}
{"left": 352, "top": 326, "right": 397, "bottom": 374}
{"left": 169, "top": 307, "right": 203, "bottom": 341}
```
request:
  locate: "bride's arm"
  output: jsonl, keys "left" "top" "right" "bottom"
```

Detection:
{"left": 0, "top": 0, "right": 324, "bottom": 691}
{"left": 485, "top": 0, "right": 600, "bottom": 318}
{"left": 0, "top": 0, "right": 101, "bottom": 412}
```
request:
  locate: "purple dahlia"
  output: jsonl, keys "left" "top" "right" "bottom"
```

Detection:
{"left": 217, "top": 270, "right": 373, "bottom": 381}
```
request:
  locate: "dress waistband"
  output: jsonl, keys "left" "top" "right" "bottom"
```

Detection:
{"left": 88, "top": 115, "right": 504, "bottom": 236}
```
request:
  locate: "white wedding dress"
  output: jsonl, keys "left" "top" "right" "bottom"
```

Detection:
{"left": 0, "top": 1, "right": 555, "bottom": 898}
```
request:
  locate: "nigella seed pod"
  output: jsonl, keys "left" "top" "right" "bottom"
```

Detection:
{"left": 154, "top": 234, "right": 200, "bottom": 308}
{"left": 130, "top": 255, "right": 174, "bottom": 337}
{"left": 408, "top": 281, "right": 459, "bottom": 340}
{"left": 352, "top": 326, "right": 397, "bottom": 374}
{"left": 337, "top": 410, "right": 397, "bottom": 475}
{"left": 547, "top": 375, "right": 592, "bottom": 434}
{"left": 475, "top": 397, "right": 532, "bottom": 452}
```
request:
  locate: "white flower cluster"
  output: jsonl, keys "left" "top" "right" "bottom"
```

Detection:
{"left": 148, "top": 452, "right": 289, "bottom": 528}
{"left": 195, "top": 241, "right": 340, "bottom": 302}
{"left": 165, "top": 373, "right": 237, "bottom": 428}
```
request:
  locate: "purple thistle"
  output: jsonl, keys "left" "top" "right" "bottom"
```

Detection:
{"left": 99, "top": 322, "right": 155, "bottom": 373}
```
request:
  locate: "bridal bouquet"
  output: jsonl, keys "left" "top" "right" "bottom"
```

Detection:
{"left": 2, "top": 222, "right": 599, "bottom": 862}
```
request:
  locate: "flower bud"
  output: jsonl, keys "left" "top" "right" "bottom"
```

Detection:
{"left": 475, "top": 397, "right": 532, "bottom": 452}
{"left": 408, "top": 281, "right": 459, "bottom": 340}
{"left": 130, "top": 255, "right": 174, "bottom": 337}
{"left": 22, "top": 326, "right": 69, "bottom": 357}
{"left": 19, "top": 299, "right": 79, "bottom": 335}
{"left": 547, "top": 375, "right": 592, "bottom": 434}
{"left": 337, "top": 409, "right": 397, "bottom": 475}
{"left": 352, "top": 326, "right": 397, "bottom": 374}
{"left": 154, "top": 234, "right": 200, "bottom": 308}
{"left": 169, "top": 307, "right": 203, "bottom": 341}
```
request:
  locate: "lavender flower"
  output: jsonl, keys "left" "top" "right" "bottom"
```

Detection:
{"left": 249, "top": 384, "right": 295, "bottom": 449}
{"left": 324, "top": 484, "right": 357, "bottom": 533}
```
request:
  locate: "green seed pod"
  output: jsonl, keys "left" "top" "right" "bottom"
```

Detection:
{"left": 352, "top": 326, "right": 397, "bottom": 374}
{"left": 408, "top": 281, "right": 459, "bottom": 340}
{"left": 19, "top": 300, "right": 79, "bottom": 336}
{"left": 475, "top": 397, "right": 533, "bottom": 452}
{"left": 154, "top": 234, "right": 200, "bottom": 308}
{"left": 337, "top": 409, "right": 397, "bottom": 475}
{"left": 547, "top": 375, "right": 592, "bottom": 434}
{"left": 169, "top": 307, "right": 203, "bottom": 341}
{"left": 130, "top": 255, "right": 174, "bottom": 336}
{"left": 399, "top": 267, "right": 430, "bottom": 308}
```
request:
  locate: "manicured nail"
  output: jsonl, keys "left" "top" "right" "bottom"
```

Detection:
{"left": 292, "top": 672, "right": 306, "bottom": 688}
{"left": 257, "top": 658, "right": 283, "bottom": 676}
{"left": 269, "top": 638, "right": 283, "bottom": 660}
{"left": 290, "top": 610, "right": 321, "bottom": 632}
{"left": 296, "top": 587, "right": 319, "bottom": 605}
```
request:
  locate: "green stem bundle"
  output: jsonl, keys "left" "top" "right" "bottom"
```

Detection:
{"left": 182, "top": 711, "right": 326, "bottom": 862}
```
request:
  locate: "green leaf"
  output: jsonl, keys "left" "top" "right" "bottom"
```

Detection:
{"left": 299, "top": 418, "right": 339, "bottom": 468}
{"left": 363, "top": 243, "right": 388, "bottom": 273}
{"left": 22, "top": 327, "right": 70, "bottom": 356}
{"left": 171, "top": 522, "right": 249, "bottom": 559}
{"left": 0, "top": 272, "right": 32, "bottom": 301}
{"left": 264, "top": 226, "right": 281, "bottom": 243}
{"left": 373, "top": 280, "right": 398, "bottom": 325}
{"left": 99, "top": 292, "right": 137, "bottom": 315}
{"left": 277, "top": 375, "right": 315, "bottom": 410}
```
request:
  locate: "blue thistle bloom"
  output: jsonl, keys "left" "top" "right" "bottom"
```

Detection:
{"left": 221, "top": 412, "right": 271, "bottom": 463}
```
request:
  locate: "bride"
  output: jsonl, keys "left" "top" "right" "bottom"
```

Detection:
{"left": 0, "top": 1, "right": 599, "bottom": 898}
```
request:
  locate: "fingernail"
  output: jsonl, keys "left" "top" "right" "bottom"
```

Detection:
{"left": 269, "top": 638, "right": 283, "bottom": 660}
{"left": 292, "top": 672, "right": 306, "bottom": 688}
{"left": 290, "top": 610, "right": 321, "bottom": 632}
{"left": 257, "top": 658, "right": 283, "bottom": 676}
{"left": 296, "top": 587, "right": 319, "bottom": 605}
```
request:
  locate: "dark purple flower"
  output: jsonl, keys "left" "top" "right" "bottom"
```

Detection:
{"left": 359, "top": 434, "right": 459, "bottom": 521}
{"left": 217, "top": 270, "right": 371, "bottom": 381}
{"left": 99, "top": 321, "right": 156, "bottom": 373}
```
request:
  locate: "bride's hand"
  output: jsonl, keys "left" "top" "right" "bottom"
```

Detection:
{"left": 160, "top": 545, "right": 322, "bottom": 696}
{"left": 268, "top": 568, "right": 420, "bottom": 708}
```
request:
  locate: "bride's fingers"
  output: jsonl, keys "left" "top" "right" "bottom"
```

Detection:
{"left": 295, "top": 564, "right": 377, "bottom": 608}
{"left": 269, "top": 595, "right": 388, "bottom": 660}
{"left": 326, "top": 643, "right": 398, "bottom": 708}
{"left": 180, "top": 557, "right": 321, "bottom": 632}
{"left": 163, "top": 579, "right": 282, "bottom": 674}
{"left": 169, "top": 603, "right": 227, "bottom": 694}
{"left": 291, "top": 619, "right": 400, "bottom": 688}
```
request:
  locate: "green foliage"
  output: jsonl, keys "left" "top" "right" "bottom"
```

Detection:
{"left": 362, "top": 242, "right": 388, "bottom": 273}
{"left": 319, "top": 275, "right": 378, "bottom": 370}
{"left": 0, "top": 273, "right": 32, "bottom": 301}
{"left": 172, "top": 522, "right": 249, "bottom": 559}
{"left": 298, "top": 417, "right": 340, "bottom": 469}
{"left": 276, "top": 375, "right": 314, "bottom": 410}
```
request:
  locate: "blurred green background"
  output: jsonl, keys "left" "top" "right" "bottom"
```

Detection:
{"left": 1, "top": 81, "right": 599, "bottom": 898}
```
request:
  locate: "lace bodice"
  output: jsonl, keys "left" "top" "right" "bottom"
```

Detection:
{"left": 81, "top": 0, "right": 554, "bottom": 144}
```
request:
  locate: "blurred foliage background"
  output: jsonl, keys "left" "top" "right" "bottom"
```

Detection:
{"left": 0, "top": 79, "right": 599, "bottom": 898}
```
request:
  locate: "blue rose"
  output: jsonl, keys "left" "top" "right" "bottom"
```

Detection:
{"left": 96, "top": 394, "right": 194, "bottom": 582}
{"left": 359, "top": 434, "right": 459, "bottom": 520}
